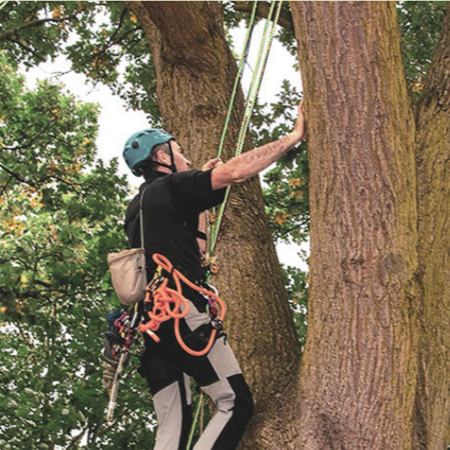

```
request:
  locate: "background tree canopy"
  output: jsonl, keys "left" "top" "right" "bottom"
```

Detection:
{"left": 0, "top": 1, "right": 447, "bottom": 448}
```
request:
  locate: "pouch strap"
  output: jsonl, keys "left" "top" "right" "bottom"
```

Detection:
{"left": 139, "top": 185, "right": 150, "bottom": 250}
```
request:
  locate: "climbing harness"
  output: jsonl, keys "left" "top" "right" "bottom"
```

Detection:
{"left": 139, "top": 253, "right": 226, "bottom": 357}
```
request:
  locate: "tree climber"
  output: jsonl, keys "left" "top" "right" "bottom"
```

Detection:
{"left": 121, "top": 101, "right": 306, "bottom": 450}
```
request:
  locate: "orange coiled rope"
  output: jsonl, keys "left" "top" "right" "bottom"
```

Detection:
{"left": 139, "top": 253, "right": 227, "bottom": 357}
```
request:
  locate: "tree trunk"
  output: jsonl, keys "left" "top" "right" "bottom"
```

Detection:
{"left": 415, "top": 6, "right": 450, "bottom": 450}
{"left": 124, "top": 1, "right": 301, "bottom": 447}
{"left": 291, "top": 2, "right": 420, "bottom": 449}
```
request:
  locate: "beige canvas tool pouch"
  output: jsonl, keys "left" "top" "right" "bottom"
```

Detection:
{"left": 107, "top": 248, "right": 147, "bottom": 305}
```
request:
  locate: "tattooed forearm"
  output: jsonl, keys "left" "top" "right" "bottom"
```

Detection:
{"left": 230, "top": 133, "right": 299, "bottom": 181}
{"left": 210, "top": 101, "right": 306, "bottom": 190}
{"left": 210, "top": 132, "right": 301, "bottom": 190}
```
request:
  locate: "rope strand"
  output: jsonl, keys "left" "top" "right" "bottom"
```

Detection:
{"left": 186, "top": 390, "right": 205, "bottom": 450}
{"left": 188, "top": 4, "right": 283, "bottom": 447}
{"left": 216, "top": 1, "right": 259, "bottom": 160}
{"left": 208, "top": 0, "right": 284, "bottom": 256}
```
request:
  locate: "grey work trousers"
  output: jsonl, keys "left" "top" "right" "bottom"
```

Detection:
{"left": 139, "top": 299, "right": 254, "bottom": 450}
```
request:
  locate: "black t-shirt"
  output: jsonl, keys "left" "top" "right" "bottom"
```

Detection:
{"left": 124, "top": 169, "right": 226, "bottom": 280}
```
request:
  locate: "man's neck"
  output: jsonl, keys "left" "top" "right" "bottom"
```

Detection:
{"left": 144, "top": 169, "right": 173, "bottom": 182}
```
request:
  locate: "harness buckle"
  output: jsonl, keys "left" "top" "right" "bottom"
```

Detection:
{"left": 143, "top": 267, "right": 166, "bottom": 312}
{"left": 210, "top": 318, "right": 223, "bottom": 331}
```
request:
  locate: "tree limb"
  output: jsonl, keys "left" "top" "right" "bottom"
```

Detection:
{"left": 232, "top": 1, "right": 293, "bottom": 31}
{"left": 0, "top": 8, "right": 87, "bottom": 41}
{"left": 3, "top": 36, "right": 46, "bottom": 62}
{"left": 3, "top": 117, "right": 56, "bottom": 151}
{"left": 0, "top": 162, "right": 34, "bottom": 187}
{"left": 420, "top": 2, "right": 450, "bottom": 108}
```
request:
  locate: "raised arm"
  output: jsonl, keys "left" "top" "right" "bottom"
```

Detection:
{"left": 210, "top": 101, "right": 306, "bottom": 190}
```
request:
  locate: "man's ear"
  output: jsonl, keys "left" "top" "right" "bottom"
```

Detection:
{"left": 154, "top": 149, "right": 170, "bottom": 164}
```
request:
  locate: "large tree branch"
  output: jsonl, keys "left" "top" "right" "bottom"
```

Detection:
{"left": 414, "top": 4, "right": 450, "bottom": 449}
{"left": 420, "top": 3, "right": 450, "bottom": 108}
{"left": 232, "top": 1, "right": 293, "bottom": 31}
{"left": 127, "top": 1, "right": 226, "bottom": 72}
{"left": 0, "top": 15, "right": 76, "bottom": 41}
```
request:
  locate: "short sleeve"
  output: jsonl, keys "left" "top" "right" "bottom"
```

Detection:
{"left": 169, "top": 170, "right": 226, "bottom": 214}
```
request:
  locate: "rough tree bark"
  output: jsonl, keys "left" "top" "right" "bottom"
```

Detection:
{"left": 415, "top": 7, "right": 450, "bottom": 450}
{"left": 124, "top": 1, "right": 301, "bottom": 448}
{"left": 291, "top": 1, "right": 450, "bottom": 449}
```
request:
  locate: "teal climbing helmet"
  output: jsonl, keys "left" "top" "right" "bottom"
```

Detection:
{"left": 123, "top": 128, "right": 175, "bottom": 176}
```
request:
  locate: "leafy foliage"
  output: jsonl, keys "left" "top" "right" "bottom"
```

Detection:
{"left": 0, "top": 1, "right": 160, "bottom": 121}
{"left": 1, "top": 2, "right": 448, "bottom": 446}
{"left": 251, "top": 81, "right": 308, "bottom": 245}
{"left": 0, "top": 54, "right": 157, "bottom": 449}
{"left": 396, "top": 1, "right": 448, "bottom": 97}
{"left": 281, "top": 264, "right": 308, "bottom": 348}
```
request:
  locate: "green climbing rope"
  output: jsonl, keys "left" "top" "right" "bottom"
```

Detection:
{"left": 208, "top": 0, "right": 284, "bottom": 256}
{"left": 188, "top": 4, "right": 283, "bottom": 449}
{"left": 186, "top": 390, "right": 205, "bottom": 450}
{"left": 216, "top": 1, "right": 259, "bottom": 160}
{"left": 235, "top": 1, "right": 278, "bottom": 154}
{"left": 186, "top": 4, "right": 283, "bottom": 450}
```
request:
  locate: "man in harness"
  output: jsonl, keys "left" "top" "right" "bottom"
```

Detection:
{"left": 122, "top": 102, "right": 305, "bottom": 450}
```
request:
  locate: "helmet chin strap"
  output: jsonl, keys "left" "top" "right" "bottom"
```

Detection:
{"left": 151, "top": 161, "right": 175, "bottom": 172}
{"left": 151, "top": 140, "right": 177, "bottom": 173}
{"left": 167, "top": 140, "right": 177, "bottom": 173}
